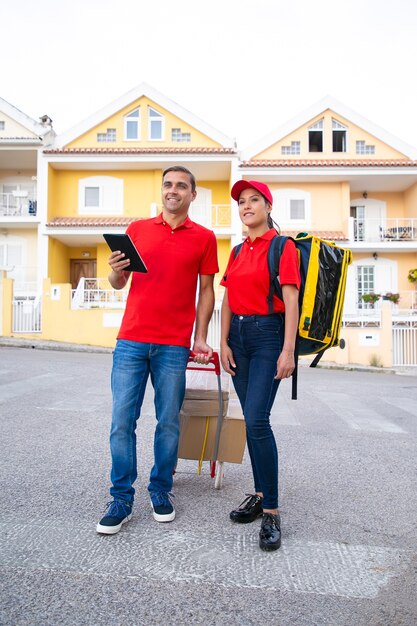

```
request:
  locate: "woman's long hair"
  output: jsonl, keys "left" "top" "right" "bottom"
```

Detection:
{"left": 267, "top": 206, "right": 280, "bottom": 235}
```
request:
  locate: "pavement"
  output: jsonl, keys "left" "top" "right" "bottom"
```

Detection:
{"left": 1, "top": 341, "right": 417, "bottom": 625}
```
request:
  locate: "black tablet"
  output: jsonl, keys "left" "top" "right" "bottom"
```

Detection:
{"left": 103, "top": 233, "right": 148, "bottom": 273}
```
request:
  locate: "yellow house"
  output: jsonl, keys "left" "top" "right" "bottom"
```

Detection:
{"left": 39, "top": 83, "right": 239, "bottom": 295}
{"left": 239, "top": 96, "right": 417, "bottom": 315}
{"left": 1, "top": 89, "right": 416, "bottom": 366}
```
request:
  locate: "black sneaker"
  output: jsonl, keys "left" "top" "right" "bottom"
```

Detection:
{"left": 96, "top": 500, "right": 132, "bottom": 535}
{"left": 230, "top": 494, "right": 263, "bottom": 524}
{"left": 150, "top": 492, "right": 175, "bottom": 522}
{"left": 259, "top": 513, "right": 281, "bottom": 551}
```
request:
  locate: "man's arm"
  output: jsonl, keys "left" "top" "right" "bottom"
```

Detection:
{"left": 192, "top": 274, "right": 215, "bottom": 362}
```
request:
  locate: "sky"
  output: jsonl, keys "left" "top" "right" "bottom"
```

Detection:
{"left": 1, "top": 0, "right": 417, "bottom": 151}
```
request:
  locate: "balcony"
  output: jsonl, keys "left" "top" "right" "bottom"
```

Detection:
{"left": 154, "top": 203, "right": 232, "bottom": 231}
{"left": 0, "top": 192, "right": 37, "bottom": 217}
{"left": 348, "top": 217, "right": 417, "bottom": 243}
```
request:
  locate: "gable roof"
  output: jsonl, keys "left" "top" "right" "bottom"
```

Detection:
{"left": 54, "top": 82, "right": 236, "bottom": 149}
{"left": 0, "top": 96, "right": 52, "bottom": 139}
{"left": 240, "top": 96, "right": 417, "bottom": 161}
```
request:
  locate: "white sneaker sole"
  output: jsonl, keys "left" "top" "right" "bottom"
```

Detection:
{"left": 96, "top": 513, "right": 132, "bottom": 535}
{"left": 151, "top": 502, "right": 175, "bottom": 523}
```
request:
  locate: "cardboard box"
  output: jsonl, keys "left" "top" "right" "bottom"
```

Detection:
{"left": 178, "top": 412, "right": 246, "bottom": 464}
{"left": 181, "top": 397, "right": 228, "bottom": 417}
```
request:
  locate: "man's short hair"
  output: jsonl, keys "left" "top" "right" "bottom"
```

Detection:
{"left": 162, "top": 166, "right": 196, "bottom": 193}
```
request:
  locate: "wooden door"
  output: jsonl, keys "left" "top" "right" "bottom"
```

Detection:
{"left": 70, "top": 259, "right": 97, "bottom": 289}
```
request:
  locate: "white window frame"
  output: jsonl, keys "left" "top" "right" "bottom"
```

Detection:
{"left": 271, "top": 189, "right": 311, "bottom": 229}
{"left": 356, "top": 140, "right": 376, "bottom": 155}
{"left": 124, "top": 108, "right": 140, "bottom": 141}
{"left": 308, "top": 119, "right": 324, "bottom": 153}
{"left": 148, "top": 107, "right": 164, "bottom": 141}
{"left": 171, "top": 128, "right": 191, "bottom": 142}
{"left": 332, "top": 118, "right": 348, "bottom": 153}
{"left": 0, "top": 121, "right": 5, "bottom": 131}
{"left": 97, "top": 128, "right": 116, "bottom": 142}
{"left": 281, "top": 141, "right": 300, "bottom": 155}
{"left": 78, "top": 176, "right": 123, "bottom": 215}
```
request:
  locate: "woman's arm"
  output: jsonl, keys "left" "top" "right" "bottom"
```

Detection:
{"left": 220, "top": 289, "right": 236, "bottom": 375}
{"left": 275, "top": 284, "right": 299, "bottom": 380}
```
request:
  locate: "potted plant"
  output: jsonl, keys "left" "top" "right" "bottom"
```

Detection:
{"left": 408, "top": 268, "right": 417, "bottom": 284}
{"left": 383, "top": 292, "right": 400, "bottom": 304}
{"left": 361, "top": 293, "right": 380, "bottom": 306}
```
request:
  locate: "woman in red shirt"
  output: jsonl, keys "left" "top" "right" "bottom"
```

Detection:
{"left": 220, "top": 180, "right": 300, "bottom": 551}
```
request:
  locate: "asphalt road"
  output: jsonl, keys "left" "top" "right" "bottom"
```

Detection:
{"left": 0, "top": 345, "right": 416, "bottom": 626}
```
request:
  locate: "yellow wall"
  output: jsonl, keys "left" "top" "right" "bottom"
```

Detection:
{"left": 268, "top": 182, "right": 349, "bottom": 231}
{"left": 66, "top": 97, "right": 221, "bottom": 149}
{"left": 48, "top": 238, "right": 70, "bottom": 283}
{"left": 256, "top": 109, "right": 409, "bottom": 161}
{"left": 48, "top": 169, "right": 164, "bottom": 218}
{"left": 404, "top": 182, "right": 417, "bottom": 218}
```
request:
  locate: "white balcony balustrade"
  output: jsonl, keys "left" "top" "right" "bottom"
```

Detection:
{"left": 348, "top": 217, "right": 417, "bottom": 243}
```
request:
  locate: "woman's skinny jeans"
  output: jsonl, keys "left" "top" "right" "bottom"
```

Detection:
{"left": 228, "top": 314, "right": 283, "bottom": 509}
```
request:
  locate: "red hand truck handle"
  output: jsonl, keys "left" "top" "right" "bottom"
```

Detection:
{"left": 188, "top": 351, "right": 221, "bottom": 375}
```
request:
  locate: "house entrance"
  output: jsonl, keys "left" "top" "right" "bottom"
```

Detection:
{"left": 70, "top": 259, "right": 97, "bottom": 289}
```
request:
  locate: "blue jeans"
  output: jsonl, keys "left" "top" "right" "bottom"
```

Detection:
{"left": 109, "top": 339, "right": 190, "bottom": 504}
{"left": 228, "top": 314, "right": 284, "bottom": 509}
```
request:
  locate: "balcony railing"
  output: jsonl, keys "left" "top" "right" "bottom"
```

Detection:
{"left": 71, "top": 277, "right": 129, "bottom": 309}
{"left": 0, "top": 193, "right": 37, "bottom": 217}
{"left": 349, "top": 217, "right": 417, "bottom": 242}
{"left": 154, "top": 204, "right": 231, "bottom": 229}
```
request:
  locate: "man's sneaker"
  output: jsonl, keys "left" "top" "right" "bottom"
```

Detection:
{"left": 150, "top": 492, "right": 175, "bottom": 522}
{"left": 96, "top": 500, "right": 132, "bottom": 535}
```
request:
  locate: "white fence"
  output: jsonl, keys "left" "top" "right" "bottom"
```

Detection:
{"left": 392, "top": 323, "right": 417, "bottom": 366}
{"left": 12, "top": 296, "right": 42, "bottom": 333}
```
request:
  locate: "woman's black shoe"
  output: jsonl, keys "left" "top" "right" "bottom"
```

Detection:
{"left": 230, "top": 494, "right": 263, "bottom": 523}
{"left": 259, "top": 513, "right": 281, "bottom": 551}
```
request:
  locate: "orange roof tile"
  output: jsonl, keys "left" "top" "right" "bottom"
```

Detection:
{"left": 241, "top": 159, "right": 417, "bottom": 167}
{"left": 44, "top": 147, "right": 236, "bottom": 155}
{"left": 281, "top": 230, "right": 348, "bottom": 241}
{"left": 46, "top": 217, "right": 142, "bottom": 227}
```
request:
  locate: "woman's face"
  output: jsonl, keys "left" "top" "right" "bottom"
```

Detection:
{"left": 238, "top": 188, "right": 271, "bottom": 229}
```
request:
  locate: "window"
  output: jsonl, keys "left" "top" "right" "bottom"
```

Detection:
{"left": 271, "top": 189, "right": 311, "bottom": 227}
{"left": 78, "top": 176, "right": 123, "bottom": 215}
{"left": 308, "top": 119, "right": 323, "bottom": 152}
{"left": 148, "top": 107, "right": 164, "bottom": 140}
{"left": 84, "top": 187, "right": 100, "bottom": 208}
{"left": 171, "top": 128, "right": 191, "bottom": 142}
{"left": 356, "top": 140, "right": 375, "bottom": 155}
{"left": 332, "top": 119, "right": 347, "bottom": 152}
{"left": 124, "top": 108, "right": 140, "bottom": 140}
{"left": 357, "top": 265, "right": 375, "bottom": 308}
{"left": 97, "top": 128, "right": 116, "bottom": 142}
{"left": 0, "top": 121, "right": 5, "bottom": 131}
{"left": 290, "top": 199, "right": 305, "bottom": 220}
{"left": 281, "top": 141, "right": 300, "bottom": 155}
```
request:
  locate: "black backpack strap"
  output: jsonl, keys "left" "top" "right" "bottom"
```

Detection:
{"left": 233, "top": 242, "right": 243, "bottom": 259}
{"left": 310, "top": 351, "right": 324, "bottom": 368}
{"left": 266, "top": 235, "right": 287, "bottom": 313}
{"left": 267, "top": 235, "right": 301, "bottom": 400}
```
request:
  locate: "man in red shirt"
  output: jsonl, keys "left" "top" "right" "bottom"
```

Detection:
{"left": 97, "top": 166, "right": 219, "bottom": 535}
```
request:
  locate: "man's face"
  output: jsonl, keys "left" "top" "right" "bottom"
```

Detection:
{"left": 161, "top": 171, "right": 196, "bottom": 215}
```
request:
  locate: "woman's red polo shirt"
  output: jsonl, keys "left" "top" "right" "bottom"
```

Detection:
{"left": 221, "top": 229, "right": 300, "bottom": 315}
{"left": 117, "top": 214, "right": 219, "bottom": 347}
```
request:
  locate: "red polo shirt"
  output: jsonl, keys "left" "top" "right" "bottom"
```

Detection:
{"left": 220, "top": 229, "right": 300, "bottom": 315}
{"left": 118, "top": 214, "right": 219, "bottom": 347}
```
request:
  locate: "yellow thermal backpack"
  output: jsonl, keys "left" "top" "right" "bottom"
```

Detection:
{"left": 233, "top": 233, "right": 352, "bottom": 398}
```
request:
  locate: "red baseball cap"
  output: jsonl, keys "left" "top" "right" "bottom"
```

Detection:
{"left": 231, "top": 180, "right": 273, "bottom": 205}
